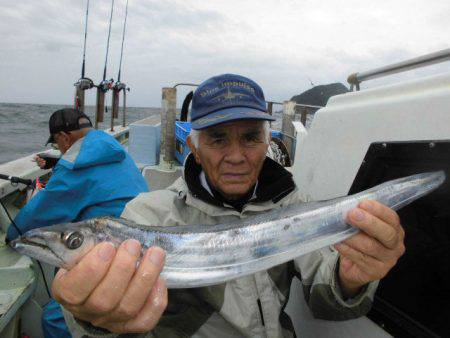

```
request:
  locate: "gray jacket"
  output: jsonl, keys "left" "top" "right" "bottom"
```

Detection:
{"left": 64, "top": 157, "right": 378, "bottom": 337}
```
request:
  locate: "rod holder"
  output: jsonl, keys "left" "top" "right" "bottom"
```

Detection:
{"left": 95, "top": 88, "right": 105, "bottom": 128}
{"left": 112, "top": 89, "right": 120, "bottom": 119}
{"left": 75, "top": 87, "right": 85, "bottom": 112}
{"left": 122, "top": 90, "right": 127, "bottom": 127}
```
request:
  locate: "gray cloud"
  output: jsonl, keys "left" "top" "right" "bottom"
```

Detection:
{"left": 0, "top": 0, "right": 449, "bottom": 107}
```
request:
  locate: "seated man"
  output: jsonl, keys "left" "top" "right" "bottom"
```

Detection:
{"left": 54, "top": 74, "right": 405, "bottom": 337}
{"left": 7, "top": 108, "right": 148, "bottom": 338}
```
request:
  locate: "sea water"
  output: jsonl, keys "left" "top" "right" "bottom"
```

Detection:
{"left": 0, "top": 103, "right": 160, "bottom": 165}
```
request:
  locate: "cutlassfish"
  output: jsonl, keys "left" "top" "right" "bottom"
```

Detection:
{"left": 10, "top": 171, "right": 445, "bottom": 288}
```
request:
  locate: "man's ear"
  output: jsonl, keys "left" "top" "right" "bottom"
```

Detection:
{"left": 187, "top": 136, "right": 201, "bottom": 164}
{"left": 63, "top": 131, "right": 79, "bottom": 150}
{"left": 60, "top": 132, "right": 70, "bottom": 143}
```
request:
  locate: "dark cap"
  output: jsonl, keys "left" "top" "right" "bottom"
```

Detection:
{"left": 46, "top": 108, "right": 93, "bottom": 145}
{"left": 190, "top": 73, "right": 275, "bottom": 130}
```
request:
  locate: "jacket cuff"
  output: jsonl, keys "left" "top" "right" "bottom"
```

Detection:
{"left": 62, "top": 307, "right": 118, "bottom": 338}
{"left": 330, "top": 254, "right": 379, "bottom": 308}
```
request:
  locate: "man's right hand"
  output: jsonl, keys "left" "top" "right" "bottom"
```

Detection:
{"left": 52, "top": 240, "right": 167, "bottom": 334}
{"left": 34, "top": 155, "right": 47, "bottom": 169}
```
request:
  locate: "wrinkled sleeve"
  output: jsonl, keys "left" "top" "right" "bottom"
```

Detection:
{"left": 6, "top": 168, "right": 86, "bottom": 240}
{"left": 63, "top": 309, "right": 155, "bottom": 338}
{"left": 294, "top": 247, "right": 379, "bottom": 320}
{"left": 63, "top": 310, "right": 120, "bottom": 338}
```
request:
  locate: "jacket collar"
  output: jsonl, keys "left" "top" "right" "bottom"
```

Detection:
{"left": 183, "top": 154, "right": 296, "bottom": 212}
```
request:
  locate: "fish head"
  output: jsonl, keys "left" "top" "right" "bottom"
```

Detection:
{"left": 9, "top": 220, "right": 100, "bottom": 269}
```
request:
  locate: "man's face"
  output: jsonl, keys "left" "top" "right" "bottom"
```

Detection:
{"left": 52, "top": 132, "right": 72, "bottom": 154}
{"left": 188, "top": 120, "right": 269, "bottom": 200}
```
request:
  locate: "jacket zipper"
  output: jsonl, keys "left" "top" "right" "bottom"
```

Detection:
{"left": 257, "top": 299, "right": 265, "bottom": 327}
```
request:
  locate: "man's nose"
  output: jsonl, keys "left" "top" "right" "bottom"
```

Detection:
{"left": 224, "top": 140, "right": 246, "bottom": 163}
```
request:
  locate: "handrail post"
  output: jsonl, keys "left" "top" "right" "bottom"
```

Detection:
{"left": 267, "top": 101, "right": 274, "bottom": 127}
{"left": 282, "top": 101, "right": 296, "bottom": 159}
{"left": 267, "top": 102, "right": 273, "bottom": 115}
{"left": 160, "top": 87, "right": 177, "bottom": 169}
{"left": 300, "top": 107, "right": 308, "bottom": 126}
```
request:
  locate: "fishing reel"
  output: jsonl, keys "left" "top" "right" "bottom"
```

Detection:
{"left": 98, "top": 78, "right": 114, "bottom": 93}
{"left": 74, "top": 77, "right": 94, "bottom": 90}
{"left": 113, "top": 81, "right": 131, "bottom": 93}
{"left": 113, "top": 81, "right": 127, "bottom": 92}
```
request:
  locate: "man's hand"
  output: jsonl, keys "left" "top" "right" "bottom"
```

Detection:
{"left": 52, "top": 240, "right": 168, "bottom": 333}
{"left": 335, "top": 200, "right": 405, "bottom": 298}
{"left": 34, "top": 155, "right": 47, "bottom": 169}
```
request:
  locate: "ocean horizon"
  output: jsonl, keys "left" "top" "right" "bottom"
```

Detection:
{"left": 0, "top": 102, "right": 160, "bottom": 165}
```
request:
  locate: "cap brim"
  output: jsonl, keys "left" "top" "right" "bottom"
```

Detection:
{"left": 191, "top": 107, "right": 276, "bottom": 130}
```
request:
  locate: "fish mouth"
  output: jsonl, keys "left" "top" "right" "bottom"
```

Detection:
{"left": 15, "top": 236, "right": 49, "bottom": 249}
{"left": 9, "top": 233, "right": 64, "bottom": 267}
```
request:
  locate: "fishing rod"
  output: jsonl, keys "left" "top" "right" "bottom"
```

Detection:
{"left": 74, "top": 0, "right": 94, "bottom": 112}
{"left": 116, "top": 0, "right": 128, "bottom": 87}
{"left": 111, "top": 0, "right": 130, "bottom": 130}
{"left": 95, "top": 0, "right": 115, "bottom": 129}
{"left": 0, "top": 198, "right": 52, "bottom": 298}
{"left": 0, "top": 173, "right": 51, "bottom": 296}
{"left": 0, "top": 174, "right": 33, "bottom": 187}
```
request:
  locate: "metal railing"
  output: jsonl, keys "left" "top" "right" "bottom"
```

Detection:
{"left": 173, "top": 83, "right": 199, "bottom": 88}
{"left": 347, "top": 48, "right": 450, "bottom": 90}
{"left": 266, "top": 101, "right": 322, "bottom": 117}
{"left": 266, "top": 101, "right": 323, "bottom": 109}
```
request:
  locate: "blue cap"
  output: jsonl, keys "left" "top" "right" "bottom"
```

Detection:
{"left": 190, "top": 74, "right": 275, "bottom": 130}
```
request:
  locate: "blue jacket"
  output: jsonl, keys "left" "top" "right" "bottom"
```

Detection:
{"left": 7, "top": 129, "right": 148, "bottom": 240}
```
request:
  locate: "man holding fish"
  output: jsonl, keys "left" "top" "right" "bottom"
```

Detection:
{"left": 50, "top": 74, "right": 406, "bottom": 337}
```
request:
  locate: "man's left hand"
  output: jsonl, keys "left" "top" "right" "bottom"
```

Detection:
{"left": 334, "top": 200, "right": 405, "bottom": 298}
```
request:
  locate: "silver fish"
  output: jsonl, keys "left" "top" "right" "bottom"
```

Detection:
{"left": 10, "top": 171, "right": 445, "bottom": 288}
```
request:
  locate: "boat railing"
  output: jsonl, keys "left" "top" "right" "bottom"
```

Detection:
{"left": 170, "top": 83, "right": 323, "bottom": 114}
{"left": 347, "top": 48, "right": 450, "bottom": 91}
{"left": 173, "top": 83, "right": 200, "bottom": 88}
{"left": 266, "top": 101, "right": 322, "bottom": 122}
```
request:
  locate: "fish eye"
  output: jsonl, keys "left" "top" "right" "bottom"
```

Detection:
{"left": 64, "top": 231, "right": 84, "bottom": 250}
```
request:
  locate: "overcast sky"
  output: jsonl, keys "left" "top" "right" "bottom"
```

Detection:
{"left": 1, "top": 0, "right": 449, "bottom": 107}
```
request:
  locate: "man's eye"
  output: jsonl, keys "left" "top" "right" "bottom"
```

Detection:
{"left": 212, "top": 138, "right": 225, "bottom": 145}
{"left": 244, "top": 134, "right": 261, "bottom": 142}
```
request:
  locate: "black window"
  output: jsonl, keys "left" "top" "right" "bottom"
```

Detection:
{"left": 349, "top": 141, "right": 450, "bottom": 338}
